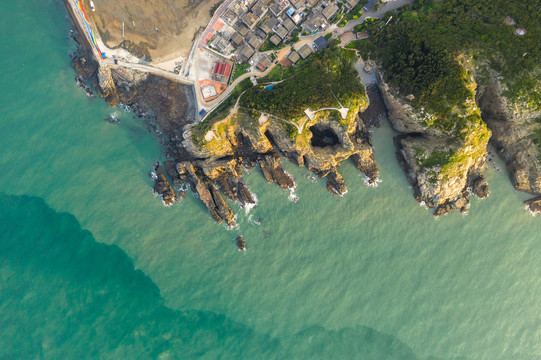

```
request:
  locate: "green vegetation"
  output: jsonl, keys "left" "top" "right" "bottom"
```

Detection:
{"left": 230, "top": 63, "right": 250, "bottom": 83}
{"left": 239, "top": 48, "right": 365, "bottom": 121}
{"left": 284, "top": 122, "right": 298, "bottom": 139}
{"left": 353, "top": 18, "right": 377, "bottom": 33}
{"left": 286, "top": 30, "right": 300, "bottom": 44}
{"left": 345, "top": 2, "right": 365, "bottom": 21}
{"left": 419, "top": 149, "right": 453, "bottom": 168}
{"left": 358, "top": 0, "right": 541, "bottom": 111}
{"left": 324, "top": 33, "right": 333, "bottom": 40}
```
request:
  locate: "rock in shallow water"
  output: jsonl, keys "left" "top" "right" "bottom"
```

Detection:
{"left": 152, "top": 163, "right": 178, "bottom": 207}
{"left": 524, "top": 196, "right": 541, "bottom": 215}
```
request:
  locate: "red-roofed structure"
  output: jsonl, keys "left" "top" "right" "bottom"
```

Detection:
{"left": 204, "top": 32, "right": 214, "bottom": 43}
{"left": 211, "top": 61, "right": 233, "bottom": 84}
{"left": 213, "top": 20, "right": 224, "bottom": 32}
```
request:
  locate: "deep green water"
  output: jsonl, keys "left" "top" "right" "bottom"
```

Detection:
{"left": 1, "top": 1, "right": 541, "bottom": 359}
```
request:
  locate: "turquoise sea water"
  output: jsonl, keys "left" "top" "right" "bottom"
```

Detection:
{"left": 1, "top": 1, "right": 541, "bottom": 359}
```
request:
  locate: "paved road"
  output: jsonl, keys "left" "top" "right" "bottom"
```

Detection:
{"left": 104, "top": 59, "right": 195, "bottom": 85}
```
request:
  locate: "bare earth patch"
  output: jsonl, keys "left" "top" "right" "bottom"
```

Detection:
{"left": 86, "top": 0, "right": 222, "bottom": 61}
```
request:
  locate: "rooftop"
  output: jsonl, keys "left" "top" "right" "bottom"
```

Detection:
{"left": 242, "top": 12, "right": 259, "bottom": 28}
{"left": 298, "top": 44, "right": 313, "bottom": 59}
{"left": 257, "top": 55, "right": 272, "bottom": 70}
{"left": 247, "top": 35, "right": 263, "bottom": 49}
{"left": 281, "top": 16, "right": 296, "bottom": 32}
{"left": 251, "top": 0, "right": 268, "bottom": 17}
{"left": 275, "top": 25, "right": 288, "bottom": 39}
{"left": 313, "top": 36, "right": 329, "bottom": 50}
{"left": 238, "top": 44, "right": 255, "bottom": 60}
{"left": 270, "top": 34, "right": 282, "bottom": 46}
{"left": 230, "top": 31, "right": 244, "bottom": 46}
{"left": 363, "top": 0, "right": 378, "bottom": 11}
{"left": 304, "top": 11, "right": 327, "bottom": 33}
{"left": 235, "top": 22, "right": 250, "bottom": 36}
{"left": 321, "top": 4, "right": 339, "bottom": 20}
{"left": 288, "top": 51, "right": 300, "bottom": 63}
{"left": 345, "top": 0, "right": 360, "bottom": 10}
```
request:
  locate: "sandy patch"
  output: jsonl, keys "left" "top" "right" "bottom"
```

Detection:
{"left": 86, "top": 0, "right": 222, "bottom": 60}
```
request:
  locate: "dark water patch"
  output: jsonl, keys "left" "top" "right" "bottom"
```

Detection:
{"left": 0, "top": 193, "right": 436, "bottom": 360}
{"left": 0, "top": 193, "right": 280, "bottom": 359}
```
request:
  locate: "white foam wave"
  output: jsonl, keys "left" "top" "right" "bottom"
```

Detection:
{"left": 364, "top": 176, "right": 381, "bottom": 187}
{"left": 288, "top": 189, "right": 299, "bottom": 203}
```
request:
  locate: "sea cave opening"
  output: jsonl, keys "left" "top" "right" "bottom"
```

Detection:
{"left": 309, "top": 124, "right": 340, "bottom": 148}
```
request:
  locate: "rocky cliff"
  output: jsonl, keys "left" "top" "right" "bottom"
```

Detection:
{"left": 379, "top": 72, "right": 491, "bottom": 216}
{"left": 477, "top": 78, "right": 541, "bottom": 209}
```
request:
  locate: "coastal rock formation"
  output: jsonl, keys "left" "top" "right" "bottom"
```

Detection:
{"left": 524, "top": 196, "right": 541, "bottom": 215}
{"left": 152, "top": 163, "right": 178, "bottom": 206}
{"left": 70, "top": 36, "right": 380, "bottom": 224}
{"left": 477, "top": 79, "right": 541, "bottom": 195}
{"left": 174, "top": 163, "right": 236, "bottom": 226}
{"left": 379, "top": 73, "right": 491, "bottom": 216}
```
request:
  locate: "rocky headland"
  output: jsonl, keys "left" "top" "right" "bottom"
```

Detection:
{"left": 477, "top": 78, "right": 541, "bottom": 209}
{"left": 378, "top": 68, "right": 491, "bottom": 216}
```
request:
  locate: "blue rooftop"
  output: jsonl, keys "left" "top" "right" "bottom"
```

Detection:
{"left": 313, "top": 36, "right": 329, "bottom": 50}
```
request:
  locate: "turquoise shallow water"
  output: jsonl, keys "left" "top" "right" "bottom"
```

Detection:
{"left": 1, "top": 1, "right": 541, "bottom": 359}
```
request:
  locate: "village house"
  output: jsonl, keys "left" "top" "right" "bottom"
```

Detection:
{"left": 221, "top": 8, "right": 238, "bottom": 26}
{"left": 281, "top": 16, "right": 297, "bottom": 32}
{"left": 304, "top": 11, "right": 327, "bottom": 33}
{"left": 345, "top": 0, "right": 360, "bottom": 10}
{"left": 269, "top": 34, "right": 282, "bottom": 46}
{"left": 363, "top": 0, "right": 378, "bottom": 11}
{"left": 251, "top": 0, "right": 269, "bottom": 18}
{"left": 247, "top": 34, "right": 264, "bottom": 49}
{"left": 298, "top": 44, "right": 313, "bottom": 59}
{"left": 257, "top": 55, "right": 273, "bottom": 70}
{"left": 242, "top": 12, "right": 259, "bottom": 28}
{"left": 235, "top": 22, "right": 250, "bottom": 37}
{"left": 269, "top": 0, "right": 286, "bottom": 16}
{"left": 321, "top": 4, "right": 339, "bottom": 20}
{"left": 288, "top": 51, "right": 300, "bottom": 63}
{"left": 238, "top": 44, "right": 255, "bottom": 61}
{"left": 275, "top": 25, "right": 288, "bottom": 39}
{"left": 230, "top": 31, "right": 244, "bottom": 47}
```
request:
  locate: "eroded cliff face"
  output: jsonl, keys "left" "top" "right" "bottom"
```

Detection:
{"left": 477, "top": 79, "right": 541, "bottom": 198}
{"left": 379, "top": 73, "right": 491, "bottom": 216}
